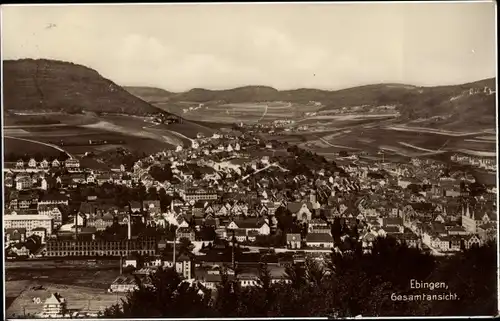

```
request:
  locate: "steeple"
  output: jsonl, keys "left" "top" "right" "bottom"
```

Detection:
{"left": 466, "top": 203, "right": 471, "bottom": 218}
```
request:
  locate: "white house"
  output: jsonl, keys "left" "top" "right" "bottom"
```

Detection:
{"left": 39, "top": 159, "right": 49, "bottom": 169}
{"left": 40, "top": 293, "right": 67, "bottom": 318}
{"left": 28, "top": 158, "right": 37, "bottom": 168}
{"left": 305, "top": 233, "right": 334, "bottom": 248}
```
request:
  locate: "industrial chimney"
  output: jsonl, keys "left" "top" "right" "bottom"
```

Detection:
{"left": 127, "top": 214, "right": 132, "bottom": 240}
{"left": 74, "top": 215, "right": 78, "bottom": 240}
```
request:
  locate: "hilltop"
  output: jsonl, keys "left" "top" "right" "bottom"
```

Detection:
{"left": 3, "top": 59, "right": 167, "bottom": 116}
{"left": 124, "top": 86, "right": 175, "bottom": 104}
{"left": 127, "top": 79, "right": 496, "bottom": 130}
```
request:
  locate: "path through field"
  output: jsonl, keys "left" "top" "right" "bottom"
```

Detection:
{"left": 241, "top": 162, "right": 289, "bottom": 181}
{"left": 5, "top": 136, "right": 73, "bottom": 158}
{"left": 83, "top": 121, "right": 183, "bottom": 147}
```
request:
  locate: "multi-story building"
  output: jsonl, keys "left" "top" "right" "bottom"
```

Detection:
{"left": 40, "top": 293, "right": 67, "bottom": 318}
{"left": 16, "top": 177, "right": 33, "bottom": 190}
{"left": 163, "top": 253, "right": 193, "bottom": 279}
{"left": 38, "top": 205, "right": 63, "bottom": 227}
{"left": 45, "top": 238, "right": 156, "bottom": 257}
{"left": 31, "top": 227, "right": 47, "bottom": 243}
{"left": 176, "top": 227, "right": 196, "bottom": 242}
{"left": 182, "top": 188, "right": 218, "bottom": 202}
{"left": 4, "top": 213, "right": 53, "bottom": 235}
{"left": 461, "top": 204, "right": 477, "bottom": 233}
{"left": 109, "top": 275, "right": 139, "bottom": 293}
{"left": 28, "top": 158, "right": 37, "bottom": 168}
{"left": 65, "top": 158, "right": 80, "bottom": 168}
{"left": 38, "top": 194, "right": 69, "bottom": 206}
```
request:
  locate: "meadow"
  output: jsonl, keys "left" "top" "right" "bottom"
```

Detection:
{"left": 4, "top": 137, "right": 63, "bottom": 159}
{"left": 154, "top": 101, "right": 321, "bottom": 124}
{"left": 5, "top": 263, "right": 127, "bottom": 318}
{"left": 305, "top": 126, "right": 497, "bottom": 160}
{"left": 2, "top": 113, "right": 214, "bottom": 157}
{"left": 6, "top": 281, "right": 125, "bottom": 318}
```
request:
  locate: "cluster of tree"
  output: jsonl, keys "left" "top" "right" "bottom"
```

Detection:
{"left": 101, "top": 238, "right": 497, "bottom": 317}
{"left": 13, "top": 116, "right": 61, "bottom": 125}
{"left": 330, "top": 217, "right": 360, "bottom": 244}
{"left": 196, "top": 225, "right": 217, "bottom": 242}
{"left": 70, "top": 183, "right": 175, "bottom": 211}
{"left": 274, "top": 206, "right": 303, "bottom": 235}
{"left": 96, "top": 220, "right": 178, "bottom": 242}
{"left": 283, "top": 146, "right": 343, "bottom": 177}
{"left": 149, "top": 164, "right": 176, "bottom": 183}
{"left": 24, "top": 234, "right": 43, "bottom": 255}
{"left": 4, "top": 151, "right": 70, "bottom": 163}
{"left": 367, "top": 171, "right": 385, "bottom": 180}
{"left": 253, "top": 233, "right": 286, "bottom": 248}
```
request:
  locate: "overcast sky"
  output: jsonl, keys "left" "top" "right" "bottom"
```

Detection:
{"left": 2, "top": 2, "right": 496, "bottom": 92}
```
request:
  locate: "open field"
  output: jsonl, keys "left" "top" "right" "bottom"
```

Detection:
{"left": 5, "top": 263, "right": 125, "bottom": 318}
{"left": 154, "top": 101, "right": 321, "bottom": 124}
{"left": 5, "top": 129, "right": 170, "bottom": 158}
{"left": 297, "top": 116, "right": 395, "bottom": 127}
{"left": 6, "top": 267, "right": 120, "bottom": 289}
{"left": 3, "top": 113, "right": 218, "bottom": 157}
{"left": 4, "top": 112, "right": 99, "bottom": 127}
{"left": 6, "top": 281, "right": 125, "bottom": 318}
{"left": 4, "top": 137, "right": 66, "bottom": 158}
{"left": 300, "top": 113, "right": 398, "bottom": 121}
{"left": 385, "top": 125, "right": 493, "bottom": 137}
{"left": 314, "top": 127, "right": 497, "bottom": 156}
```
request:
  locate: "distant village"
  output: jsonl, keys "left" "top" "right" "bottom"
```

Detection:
{"left": 3, "top": 127, "right": 497, "bottom": 318}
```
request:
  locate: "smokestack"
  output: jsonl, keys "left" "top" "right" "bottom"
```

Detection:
{"left": 232, "top": 230, "right": 236, "bottom": 272}
{"left": 127, "top": 214, "right": 132, "bottom": 240}
{"left": 173, "top": 227, "right": 176, "bottom": 269}
{"left": 170, "top": 199, "right": 174, "bottom": 212}
{"left": 74, "top": 215, "right": 78, "bottom": 240}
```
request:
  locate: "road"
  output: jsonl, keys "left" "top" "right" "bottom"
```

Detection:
{"left": 244, "top": 245, "right": 333, "bottom": 254}
{"left": 257, "top": 104, "right": 269, "bottom": 123}
{"left": 165, "top": 130, "right": 195, "bottom": 145}
{"left": 5, "top": 136, "right": 73, "bottom": 159}
{"left": 385, "top": 125, "right": 488, "bottom": 137}
{"left": 404, "top": 222, "right": 445, "bottom": 257}
{"left": 314, "top": 135, "right": 357, "bottom": 150}
{"left": 241, "top": 162, "right": 289, "bottom": 181}
{"left": 4, "top": 124, "right": 70, "bottom": 129}
{"left": 142, "top": 123, "right": 194, "bottom": 147}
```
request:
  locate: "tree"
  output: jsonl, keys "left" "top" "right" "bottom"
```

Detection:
{"left": 24, "top": 235, "right": 42, "bottom": 255}
{"left": 284, "top": 263, "right": 307, "bottom": 290}
{"left": 305, "top": 258, "right": 326, "bottom": 286}
{"left": 427, "top": 241, "right": 497, "bottom": 316}
{"left": 149, "top": 164, "right": 174, "bottom": 182}
{"left": 100, "top": 240, "right": 496, "bottom": 318}
{"left": 103, "top": 267, "right": 213, "bottom": 318}
{"left": 179, "top": 237, "right": 194, "bottom": 253}
{"left": 147, "top": 187, "right": 158, "bottom": 200}
{"left": 407, "top": 184, "right": 421, "bottom": 194}
{"left": 275, "top": 206, "right": 295, "bottom": 233}
{"left": 198, "top": 225, "right": 216, "bottom": 242}
{"left": 158, "top": 188, "right": 173, "bottom": 212}
{"left": 331, "top": 218, "right": 342, "bottom": 244}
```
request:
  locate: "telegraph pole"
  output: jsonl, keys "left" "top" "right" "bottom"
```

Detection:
{"left": 173, "top": 227, "right": 177, "bottom": 269}
{"left": 231, "top": 229, "right": 236, "bottom": 273}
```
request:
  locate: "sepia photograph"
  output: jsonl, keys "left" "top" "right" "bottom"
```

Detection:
{"left": 1, "top": 1, "right": 498, "bottom": 318}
